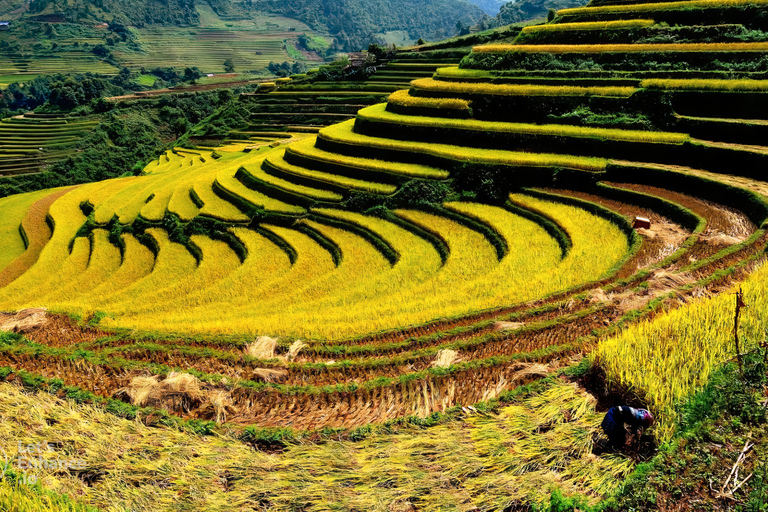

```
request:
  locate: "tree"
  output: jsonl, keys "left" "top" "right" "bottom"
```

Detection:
{"left": 223, "top": 59, "right": 235, "bottom": 73}
{"left": 416, "top": 37, "right": 425, "bottom": 45}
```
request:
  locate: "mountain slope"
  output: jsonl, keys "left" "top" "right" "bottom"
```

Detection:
{"left": 244, "top": 0, "right": 485, "bottom": 51}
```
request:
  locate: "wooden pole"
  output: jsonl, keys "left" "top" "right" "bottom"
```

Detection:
{"left": 734, "top": 288, "right": 746, "bottom": 378}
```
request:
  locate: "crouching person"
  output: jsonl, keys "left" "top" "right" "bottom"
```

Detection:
{"left": 601, "top": 406, "right": 654, "bottom": 451}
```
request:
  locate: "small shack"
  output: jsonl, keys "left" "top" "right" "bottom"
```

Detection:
{"left": 0, "top": 22, "right": 10, "bottom": 31}
{"left": 347, "top": 51, "right": 369, "bottom": 68}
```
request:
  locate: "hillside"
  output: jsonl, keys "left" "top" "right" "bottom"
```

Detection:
{"left": 0, "top": 0, "right": 486, "bottom": 52}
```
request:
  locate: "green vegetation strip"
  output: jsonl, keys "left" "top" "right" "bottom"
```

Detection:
{"left": 357, "top": 103, "right": 689, "bottom": 144}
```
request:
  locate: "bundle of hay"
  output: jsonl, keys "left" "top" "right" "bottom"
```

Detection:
{"left": 115, "top": 372, "right": 205, "bottom": 414}
{"left": 244, "top": 336, "right": 278, "bottom": 359}
{"left": 432, "top": 349, "right": 458, "bottom": 369}
{"left": 0, "top": 308, "right": 47, "bottom": 333}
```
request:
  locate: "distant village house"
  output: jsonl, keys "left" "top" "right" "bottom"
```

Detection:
{"left": 0, "top": 22, "right": 11, "bottom": 31}
{"left": 346, "top": 51, "right": 369, "bottom": 68}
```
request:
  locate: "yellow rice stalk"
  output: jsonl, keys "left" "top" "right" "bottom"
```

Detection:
{"left": 288, "top": 136, "right": 449, "bottom": 179}
{"left": 214, "top": 167, "right": 306, "bottom": 215}
{"left": 53, "top": 197, "right": 624, "bottom": 339}
{"left": 358, "top": 102, "right": 689, "bottom": 144}
{"left": 473, "top": 42, "right": 768, "bottom": 53}
{"left": 243, "top": 158, "right": 345, "bottom": 202}
{"left": 0, "top": 381, "right": 631, "bottom": 510}
{"left": 594, "top": 261, "right": 768, "bottom": 442}
{"left": 319, "top": 120, "right": 608, "bottom": 172}
{"left": 0, "top": 189, "right": 60, "bottom": 273}
{"left": 558, "top": 0, "right": 768, "bottom": 16}
{"left": 411, "top": 77, "right": 637, "bottom": 97}
{"left": 521, "top": 19, "right": 656, "bottom": 32}
{"left": 0, "top": 481, "right": 91, "bottom": 512}
{"left": 387, "top": 89, "right": 472, "bottom": 111}
{"left": 265, "top": 149, "right": 398, "bottom": 195}
{"left": 641, "top": 78, "right": 768, "bottom": 91}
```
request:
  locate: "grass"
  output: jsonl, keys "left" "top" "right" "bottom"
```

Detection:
{"left": 410, "top": 77, "right": 637, "bottom": 97}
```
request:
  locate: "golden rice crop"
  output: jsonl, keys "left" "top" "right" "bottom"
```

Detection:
{"left": 247, "top": 160, "right": 345, "bottom": 202}
{"left": 558, "top": 0, "right": 768, "bottom": 16}
{"left": 319, "top": 120, "right": 608, "bottom": 172}
{"left": 411, "top": 77, "right": 637, "bottom": 97}
{"left": 167, "top": 186, "right": 202, "bottom": 221}
{"left": 139, "top": 189, "right": 174, "bottom": 221}
{"left": 0, "top": 178, "right": 133, "bottom": 309}
{"left": 0, "top": 149, "right": 624, "bottom": 340}
{"left": 192, "top": 178, "right": 251, "bottom": 222}
{"left": 387, "top": 89, "right": 472, "bottom": 111}
{"left": 288, "top": 136, "right": 450, "bottom": 179}
{"left": 98, "top": 154, "right": 193, "bottom": 224}
{"left": 593, "top": 261, "right": 768, "bottom": 442}
{"left": 90, "top": 230, "right": 238, "bottom": 315}
{"left": 39, "top": 230, "right": 121, "bottom": 304}
{"left": 0, "top": 188, "right": 74, "bottom": 289}
{"left": 98, "top": 198, "right": 626, "bottom": 339}
{"left": 0, "top": 189, "right": 57, "bottom": 273}
{"left": 641, "top": 78, "right": 768, "bottom": 91}
{"left": 358, "top": 102, "right": 689, "bottom": 144}
{"left": 521, "top": 19, "right": 656, "bottom": 32}
{"left": 214, "top": 164, "right": 307, "bottom": 215}
{"left": 266, "top": 149, "right": 398, "bottom": 195}
{"left": 473, "top": 42, "right": 768, "bottom": 53}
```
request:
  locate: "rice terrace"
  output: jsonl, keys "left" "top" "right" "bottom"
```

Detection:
{"left": 1, "top": 0, "right": 768, "bottom": 509}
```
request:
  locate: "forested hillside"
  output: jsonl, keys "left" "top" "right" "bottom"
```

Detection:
{"left": 25, "top": 0, "right": 200, "bottom": 26}
{"left": 494, "top": 0, "right": 584, "bottom": 25}
{"left": 2, "top": 0, "right": 487, "bottom": 51}
{"left": 224, "top": 0, "right": 486, "bottom": 50}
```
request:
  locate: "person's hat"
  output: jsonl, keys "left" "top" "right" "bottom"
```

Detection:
{"left": 638, "top": 409, "right": 654, "bottom": 427}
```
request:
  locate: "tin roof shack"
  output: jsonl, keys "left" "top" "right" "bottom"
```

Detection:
{"left": 0, "top": 22, "right": 10, "bottom": 31}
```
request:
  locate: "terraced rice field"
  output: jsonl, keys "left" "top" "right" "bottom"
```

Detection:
{"left": 3, "top": 1, "right": 768, "bottom": 507}
{"left": 0, "top": 113, "right": 97, "bottom": 177}
{"left": 114, "top": 27, "right": 296, "bottom": 74}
